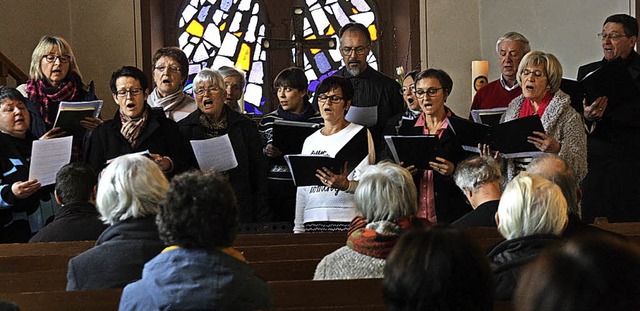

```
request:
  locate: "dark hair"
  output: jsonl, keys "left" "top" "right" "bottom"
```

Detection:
{"left": 339, "top": 22, "right": 371, "bottom": 44}
{"left": 404, "top": 69, "right": 419, "bottom": 82}
{"left": 110, "top": 66, "right": 148, "bottom": 93}
{"left": 383, "top": 226, "right": 494, "bottom": 311}
{"left": 55, "top": 162, "right": 96, "bottom": 205}
{"left": 274, "top": 67, "right": 308, "bottom": 91}
{"left": 315, "top": 75, "right": 354, "bottom": 101}
{"left": 157, "top": 171, "right": 238, "bottom": 249}
{"left": 152, "top": 47, "right": 190, "bottom": 84}
{"left": 604, "top": 14, "right": 638, "bottom": 37}
{"left": 415, "top": 68, "right": 454, "bottom": 97}
{"left": 515, "top": 234, "right": 640, "bottom": 311}
{"left": 0, "top": 86, "right": 28, "bottom": 105}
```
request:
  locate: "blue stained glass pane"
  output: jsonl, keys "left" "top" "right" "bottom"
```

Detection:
{"left": 220, "top": 0, "right": 232, "bottom": 12}
{"left": 309, "top": 69, "right": 338, "bottom": 92}
{"left": 244, "top": 101, "right": 264, "bottom": 115}
{"left": 313, "top": 53, "right": 331, "bottom": 74}
{"left": 198, "top": 5, "right": 210, "bottom": 22}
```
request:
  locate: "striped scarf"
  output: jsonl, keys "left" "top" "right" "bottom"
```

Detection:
{"left": 25, "top": 75, "right": 79, "bottom": 127}
{"left": 119, "top": 107, "right": 148, "bottom": 148}
{"left": 346, "top": 216, "right": 413, "bottom": 259}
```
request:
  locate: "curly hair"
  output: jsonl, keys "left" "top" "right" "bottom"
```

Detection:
{"left": 157, "top": 171, "right": 238, "bottom": 248}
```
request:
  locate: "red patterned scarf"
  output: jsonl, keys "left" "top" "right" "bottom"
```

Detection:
{"left": 119, "top": 107, "right": 149, "bottom": 148}
{"left": 346, "top": 216, "right": 413, "bottom": 259}
{"left": 25, "top": 75, "right": 79, "bottom": 127}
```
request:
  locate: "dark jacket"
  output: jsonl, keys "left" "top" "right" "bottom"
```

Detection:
{"left": 29, "top": 201, "right": 108, "bottom": 243}
{"left": 178, "top": 106, "right": 270, "bottom": 223}
{"left": 119, "top": 247, "right": 272, "bottom": 311}
{"left": 66, "top": 216, "right": 165, "bottom": 291}
{"left": 488, "top": 234, "right": 564, "bottom": 301}
{"left": 86, "top": 104, "right": 195, "bottom": 177}
{"left": 452, "top": 200, "right": 499, "bottom": 228}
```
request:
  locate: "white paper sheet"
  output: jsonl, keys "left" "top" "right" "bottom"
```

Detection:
{"left": 28, "top": 136, "right": 73, "bottom": 186}
{"left": 190, "top": 134, "right": 238, "bottom": 172}
{"left": 345, "top": 106, "right": 377, "bottom": 127}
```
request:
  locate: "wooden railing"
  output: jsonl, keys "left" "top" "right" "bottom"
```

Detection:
{"left": 0, "top": 50, "right": 28, "bottom": 86}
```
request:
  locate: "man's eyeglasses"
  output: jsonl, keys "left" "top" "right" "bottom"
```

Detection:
{"left": 317, "top": 94, "right": 344, "bottom": 104}
{"left": 154, "top": 66, "right": 181, "bottom": 73}
{"left": 43, "top": 54, "right": 71, "bottom": 63}
{"left": 597, "top": 32, "right": 628, "bottom": 41}
{"left": 521, "top": 69, "right": 546, "bottom": 78}
{"left": 400, "top": 85, "right": 415, "bottom": 94}
{"left": 340, "top": 46, "right": 369, "bottom": 56}
{"left": 414, "top": 88, "right": 442, "bottom": 98}
{"left": 115, "top": 88, "right": 144, "bottom": 98}
{"left": 194, "top": 86, "right": 223, "bottom": 96}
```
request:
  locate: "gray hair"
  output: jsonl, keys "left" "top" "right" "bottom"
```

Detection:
{"left": 354, "top": 162, "right": 417, "bottom": 224}
{"left": 454, "top": 156, "right": 503, "bottom": 193}
{"left": 29, "top": 35, "right": 83, "bottom": 82}
{"left": 217, "top": 66, "right": 246, "bottom": 89}
{"left": 495, "top": 32, "right": 531, "bottom": 55}
{"left": 527, "top": 154, "right": 579, "bottom": 217}
{"left": 193, "top": 68, "right": 226, "bottom": 91}
{"left": 96, "top": 154, "right": 169, "bottom": 225}
{"left": 497, "top": 172, "right": 568, "bottom": 240}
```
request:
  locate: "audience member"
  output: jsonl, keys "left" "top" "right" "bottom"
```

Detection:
{"left": 515, "top": 234, "right": 640, "bottom": 311}
{"left": 383, "top": 226, "right": 494, "bottom": 311}
{"left": 314, "top": 163, "right": 420, "bottom": 280}
{"left": 488, "top": 172, "right": 567, "bottom": 300}
{"left": 119, "top": 171, "right": 272, "bottom": 310}
{"left": 218, "top": 66, "right": 246, "bottom": 112}
{"left": 452, "top": 156, "right": 502, "bottom": 227}
{"left": 66, "top": 154, "right": 167, "bottom": 290}
{"left": 29, "top": 162, "right": 107, "bottom": 242}
{"left": 147, "top": 47, "right": 196, "bottom": 122}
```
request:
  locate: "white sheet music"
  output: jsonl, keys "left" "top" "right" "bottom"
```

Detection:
{"left": 29, "top": 136, "right": 73, "bottom": 186}
{"left": 190, "top": 134, "right": 238, "bottom": 172}
{"left": 345, "top": 106, "right": 377, "bottom": 127}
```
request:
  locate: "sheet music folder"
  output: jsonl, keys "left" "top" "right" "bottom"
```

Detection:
{"left": 272, "top": 119, "right": 322, "bottom": 156}
{"left": 384, "top": 135, "right": 439, "bottom": 169}
{"left": 470, "top": 107, "right": 508, "bottom": 126}
{"left": 53, "top": 100, "right": 103, "bottom": 136}
{"left": 449, "top": 115, "right": 545, "bottom": 158}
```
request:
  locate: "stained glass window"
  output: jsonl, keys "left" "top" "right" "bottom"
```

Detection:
{"left": 178, "top": 0, "right": 268, "bottom": 114}
{"left": 296, "top": 0, "right": 379, "bottom": 93}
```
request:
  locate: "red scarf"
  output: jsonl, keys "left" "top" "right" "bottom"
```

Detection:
{"left": 346, "top": 216, "right": 414, "bottom": 259}
{"left": 25, "top": 74, "right": 80, "bottom": 127}
{"left": 519, "top": 92, "right": 553, "bottom": 119}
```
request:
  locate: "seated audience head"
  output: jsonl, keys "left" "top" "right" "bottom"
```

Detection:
{"left": 151, "top": 47, "right": 190, "bottom": 97}
{"left": 515, "top": 234, "right": 640, "bottom": 311}
{"left": 0, "top": 86, "right": 31, "bottom": 139}
{"left": 273, "top": 67, "right": 309, "bottom": 113}
{"left": 383, "top": 226, "right": 494, "bottom": 311}
{"left": 55, "top": 162, "right": 97, "bottom": 205}
{"left": 355, "top": 163, "right": 417, "bottom": 225}
{"left": 157, "top": 171, "right": 238, "bottom": 248}
{"left": 497, "top": 172, "right": 568, "bottom": 240}
{"left": 516, "top": 50, "right": 563, "bottom": 94}
{"left": 218, "top": 66, "right": 246, "bottom": 109}
{"left": 454, "top": 155, "right": 502, "bottom": 207}
{"left": 527, "top": 154, "right": 579, "bottom": 217}
{"left": 96, "top": 154, "right": 169, "bottom": 225}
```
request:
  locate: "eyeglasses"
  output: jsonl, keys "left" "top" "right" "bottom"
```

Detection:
{"left": 194, "top": 86, "right": 223, "bottom": 96}
{"left": 597, "top": 32, "right": 628, "bottom": 41}
{"left": 400, "top": 85, "right": 415, "bottom": 94}
{"left": 115, "top": 88, "right": 144, "bottom": 98}
{"left": 414, "top": 88, "right": 442, "bottom": 98}
{"left": 43, "top": 54, "right": 71, "bottom": 63}
{"left": 154, "top": 65, "right": 181, "bottom": 73}
{"left": 317, "top": 94, "right": 344, "bottom": 104}
{"left": 521, "top": 69, "right": 546, "bottom": 78}
{"left": 340, "top": 46, "right": 369, "bottom": 56}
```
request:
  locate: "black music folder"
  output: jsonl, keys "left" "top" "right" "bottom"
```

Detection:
{"left": 271, "top": 119, "right": 322, "bottom": 156}
{"left": 470, "top": 107, "right": 508, "bottom": 126}
{"left": 384, "top": 135, "right": 439, "bottom": 169}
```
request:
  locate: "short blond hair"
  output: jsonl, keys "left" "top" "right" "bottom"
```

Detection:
{"left": 28, "top": 35, "right": 83, "bottom": 82}
{"left": 516, "top": 51, "right": 563, "bottom": 93}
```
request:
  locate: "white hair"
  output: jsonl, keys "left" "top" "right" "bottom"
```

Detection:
{"left": 454, "top": 156, "right": 503, "bottom": 193}
{"left": 193, "top": 68, "right": 225, "bottom": 91}
{"left": 96, "top": 154, "right": 169, "bottom": 225}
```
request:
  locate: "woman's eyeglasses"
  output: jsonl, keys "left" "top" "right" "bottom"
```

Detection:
{"left": 43, "top": 54, "right": 71, "bottom": 63}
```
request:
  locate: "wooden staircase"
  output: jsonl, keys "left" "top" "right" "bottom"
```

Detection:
{"left": 0, "top": 50, "right": 28, "bottom": 86}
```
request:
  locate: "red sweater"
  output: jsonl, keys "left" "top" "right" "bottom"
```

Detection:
{"left": 470, "top": 79, "right": 522, "bottom": 111}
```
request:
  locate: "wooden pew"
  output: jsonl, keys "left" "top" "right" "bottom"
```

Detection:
{"left": 0, "top": 289, "right": 122, "bottom": 311}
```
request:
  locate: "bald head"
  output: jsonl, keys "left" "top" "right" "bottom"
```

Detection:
{"left": 527, "top": 155, "right": 579, "bottom": 217}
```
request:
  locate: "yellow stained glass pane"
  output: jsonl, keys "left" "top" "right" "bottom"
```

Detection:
{"left": 220, "top": 22, "right": 227, "bottom": 31}
{"left": 233, "top": 32, "right": 243, "bottom": 37}
{"left": 305, "top": 34, "right": 321, "bottom": 54}
{"left": 368, "top": 24, "right": 377, "bottom": 41}
{"left": 186, "top": 20, "right": 204, "bottom": 37}
{"left": 326, "top": 24, "right": 335, "bottom": 36}
{"left": 235, "top": 43, "right": 251, "bottom": 71}
{"left": 352, "top": 8, "right": 359, "bottom": 14}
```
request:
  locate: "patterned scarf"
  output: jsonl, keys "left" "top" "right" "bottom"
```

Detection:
{"left": 25, "top": 74, "right": 80, "bottom": 127}
{"left": 119, "top": 107, "right": 148, "bottom": 148}
{"left": 199, "top": 110, "right": 229, "bottom": 138}
{"left": 346, "top": 216, "right": 413, "bottom": 259}
{"left": 147, "top": 87, "right": 187, "bottom": 112}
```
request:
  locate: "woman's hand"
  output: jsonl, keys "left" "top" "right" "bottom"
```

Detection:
{"left": 583, "top": 96, "right": 608, "bottom": 121}
{"left": 478, "top": 143, "right": 500, "bottom": 159}
{"left": 398, "top": 162, "right": 418, "bottom": 175}
{"left": 429, "top": 157, "right": 454, "bottom": 176}
{"left": 263, "top": 144, "right": 282, "bottom": 158}
{"left": 39, "top": 127, "right": 66, "bottom": 140}
{"left": 316, "top": 161, "right": 349, "bottom": 191}
{"left": 80, "top": 117, "right": 103, "bottom": 131}
{"left": 11, "top": 180, "right": 42, "bottom": 199}
{"left": 528, "top": 131, "right": 561, "bottom": 153}
{"left": 149, "top": 153, "right": 174, "bottom": 172}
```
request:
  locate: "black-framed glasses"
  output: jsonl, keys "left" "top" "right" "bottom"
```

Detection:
{"left": 414, "top": 88, "right": 442, "bottom": 98}
{"left": 597, "top": 32, "right": 628, "bottom": 41}
{"left": 115, "top": 88, "right": 144, "bottom": 98}
{"left": 521, "top": 69, "right": 546, "bottom": 78}
{"left": 194, "top": 86, "right": 223, "bottom": 96}
{"left": 43, "top": 54, "right": 71, "bottom": 63}
{"left": 340, "top": 46, "right": 369, "bottom": 56}
{"left": 400, "top": 85, "right": 415, "bottom": 94}
{"left": 154, "top": 65, "right": 181, "bottom": 73}
{"left": 317, "top": 94, "right": 344, "bottom": 104}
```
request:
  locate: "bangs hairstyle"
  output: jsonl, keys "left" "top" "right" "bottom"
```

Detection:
{"left": 497, "top": 172, "right": 568, "bottom": 240}
{"left": 274, "top": 67, "right": 309, "bottom": 91}
{"left": 152, "top": 46, "right": 190, "bottom": 84}
{"left": 110, "top": 66, "right": 149, "bottom": 93}
{"left": 354, "top": 163, "right": 417, "bottom": 223}
{"left": 516, "top": 51, "right": 563, "bottom": 93}
{"left": 193, "top": 68, "right": 225, "bottom": 91}
{"left": 29, "top": 35, "right": 83, "bottom": 82}
{"left": 454, "top": 156, "right": 503, "bottom": 193}
{"left": 96, "top": 154, "right": 168, "bottom": 225}
{"left": 0, "top": 86, "right": 28, "bottom": 106}
{"left": 315, "top": 75, "right": 354, "bottom": 101}
{"left": 415, "top": 68, "right": 453, "bottom": 97}
{"left": 218, "top": 66, "right": 246, "bottom": 89}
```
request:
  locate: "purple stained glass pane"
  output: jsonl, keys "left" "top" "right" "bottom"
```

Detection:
{"left": 313, "top": 53, "right": 331, "bottom": 74}
{"left": 198, "top": 5, "right": 210, "bottom": 22}
{"left": 220, "top": 0, "right": 232, "bottom": 12}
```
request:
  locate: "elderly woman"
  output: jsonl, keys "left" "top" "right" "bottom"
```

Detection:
{"left": 0, "top": 87, "right": 64, "bottom": 242}
{"left": 178, "top": 69, "right": 269, "bottom": 223}
{"left": 501, "top": 51, "right": 587, "bottom": 183}
{"left": 488, "top": 172, "right": 568, "bottom": 300}
{"left": 147, "top": 47, "right": 196, "bottom": 122}
{"left": 258, "top": 67, "right": 323, "bottom": 223}
{"left": 218, "top": 66, "right": 246, "bottom": 111}
{"left": 119, "top": 171, "right": 272, "bottom": 310}
{"left": 313, "top": 162, "right": 419, "bottom": 280}
{"left": 294, "top": 75, "right": 375, "bottom": 233}
{"left": 86, "top": 66, "right": 195, "bottom": 177}
{"left": 66, "top": 154, "right": 167, "bottom": 290}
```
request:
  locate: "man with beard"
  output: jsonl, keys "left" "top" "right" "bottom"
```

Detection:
{"left": 315, "top": 22, "right": 403, "bottom": 158}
